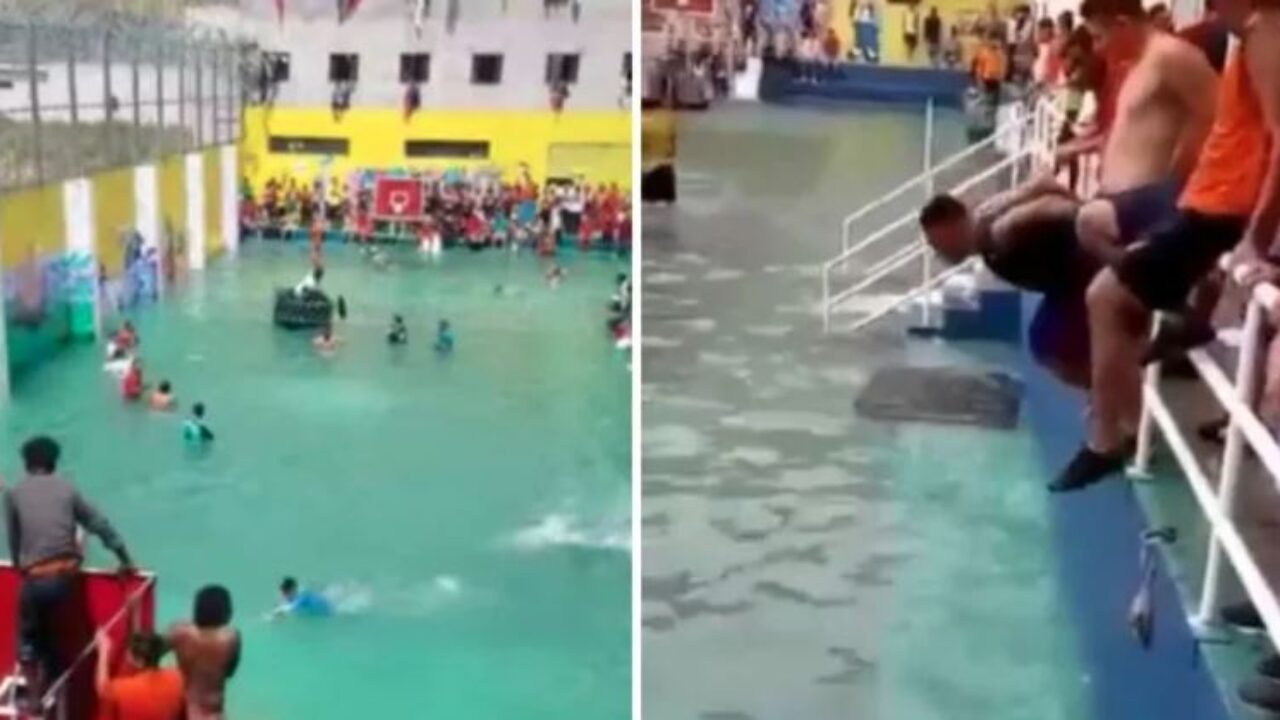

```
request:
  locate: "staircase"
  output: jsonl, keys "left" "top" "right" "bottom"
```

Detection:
{"left": 819, "top": 97, "right": 1064, "bottom": 336}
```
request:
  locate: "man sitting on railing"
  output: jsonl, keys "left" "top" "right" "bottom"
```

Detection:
{"left": 1056, "top": 0, "right": 1280, "bottom": 494}
{"left": 4, "top": 436, "right": 135, "bottom": 708}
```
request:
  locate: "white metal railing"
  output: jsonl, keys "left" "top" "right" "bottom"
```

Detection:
{"left": 1132, "top": 267, "right": 1280, "bottom": 648}
{"left": 820, "top": 95, "right": 1068, "bottom": 334}
{"left": 838, "top": 102, "right": 1036, "bottom": 256}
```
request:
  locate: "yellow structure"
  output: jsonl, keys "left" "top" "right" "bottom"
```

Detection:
{"left": 240, "top": 107, "right": 632, "bottom": 192}
{"left": 0, "top": 184, "right": 64, "bottom": 271}
{"left": 159, "top": 156, "right": 187, "bottom": 243}
{"left": 91, "top": 168, "right": 136, "bottom": 275}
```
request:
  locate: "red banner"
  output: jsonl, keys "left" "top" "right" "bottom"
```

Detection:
{"left": 650, "top": 0, "right": 716, "bottom": 13}
{"left": 275, "top": 0, "right": 285, "bottom": 24}
{"left": 373, "top": 178, "right": 425, "bottom": 220}
{"left": 0, "top": 566, "right": 155, "bottom": 720}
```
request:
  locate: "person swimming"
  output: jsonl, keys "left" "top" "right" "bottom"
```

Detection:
{"left": 545, "top": 264, "right": 566, "bottom": 289}
{"left": 268, "top": 577, "right": 333, "bottom": 620}
{"left": 295, "top": 266, "right": 323, "bottom": 296}
{"left": 121, "top": 358, "right": 145, "bottom": 402}
{"left": 150, "top": 380, "right": 176, "bottom": 411}
{"left": 387, "top": 314, "right": 408, "bottom": 345}
{"left": 183, "top": 403, "right": 214, "bottom": 444}
{"left": 434, "top": 320, "right": 454, "bottom": 354}
{"left": 313, "top": 325, "right": 340, "bottom": 355}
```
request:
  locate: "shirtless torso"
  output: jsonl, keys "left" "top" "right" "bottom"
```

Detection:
{"left": 1099, "top": 29, "right": 1218, "bottom": 192}
{"left": 167, "top": 622, "right": 240, "bottom": 720}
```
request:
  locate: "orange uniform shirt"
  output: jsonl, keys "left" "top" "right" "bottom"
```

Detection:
{"left": 1180, "top": 45, "right": 1271, "bottom": 217}
{"left": 100, "top": 668, "right": 184, "bottom": 720}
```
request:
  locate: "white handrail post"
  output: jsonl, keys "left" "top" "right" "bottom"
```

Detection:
{"left": 921, "top": 97, "right": 935, "bottom": 327}
{"left": 1193, "top": 299, "right": 1265, "bottom": 630}
{"left": 1132, "top": 313, "right": 1164, "bottom": 477}
{"left": 822, "top": 266, "right": 831, "bottom": 333}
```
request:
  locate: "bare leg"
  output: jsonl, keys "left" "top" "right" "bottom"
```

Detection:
{"left": 1075, "top": 198, "right": 1128, "bottom": 267}
{"left": 1088, "top": 269, "right": 1148, "bottom": 449}
{"left": 1049, "top": 268, "right": 1147, "bottom": 491}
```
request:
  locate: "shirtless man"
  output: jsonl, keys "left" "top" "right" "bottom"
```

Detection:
{"left": 1072, "top": 0, "right": 1218, "bottom": 268}
{"left": 1055, "top": 0, "right": 1280, "bottom": 493}
{"left": 920, "top": 8, "right": 1216, "bottom": 391}
{"left": 168, "top": 585, "right": 240, "bottom": 720}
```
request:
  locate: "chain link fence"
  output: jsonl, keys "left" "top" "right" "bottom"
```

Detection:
{"left": 0, "top": 6, "right": 245, "bottom": 192}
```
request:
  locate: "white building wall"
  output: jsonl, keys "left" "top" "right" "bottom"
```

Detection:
{"left": 236, "top": 0, "right": 630, "bottom": 111}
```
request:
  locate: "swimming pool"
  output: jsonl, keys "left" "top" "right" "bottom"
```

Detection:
{"left": 0, "top": 243, "right": 630, "bottom": 718}
{"left": 640, "top": 104, "right": 1092, "bottom": 719}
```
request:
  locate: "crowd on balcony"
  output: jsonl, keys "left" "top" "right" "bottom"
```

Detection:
{"left": 239, "top": 166, "right": 632, "bottom": 255}
{"left": 915, "top": 0, "right": 1280, "bottom": 708}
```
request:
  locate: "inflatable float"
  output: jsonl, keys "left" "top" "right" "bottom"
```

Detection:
{"left": 273, "top": 288, "right": 334, "bottom": 330}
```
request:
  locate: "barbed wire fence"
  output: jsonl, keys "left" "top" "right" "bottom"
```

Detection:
{"left": 0, "top": 0, "right": 247, "bottom": 192}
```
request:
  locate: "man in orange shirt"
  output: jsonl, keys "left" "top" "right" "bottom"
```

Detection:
{"left": 1054, "top": 0, "right": 1280, "bottom": 492}
{"left": 95, "top": 630, "right": 184, "bottom": 720}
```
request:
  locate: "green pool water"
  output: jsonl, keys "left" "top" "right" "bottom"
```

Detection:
{"left": 0, "top": 243, "right": 631, "bottom": 719}
{"left": 641, "top": 104, "right": 1089, "bottom": 719}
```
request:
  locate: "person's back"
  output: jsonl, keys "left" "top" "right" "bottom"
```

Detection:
{"left": 1100, "top": 26, "right": 1217, "bottom": 190}
{"left": 168, "top": 586, "right": 240, "bottom": 720}
{"left": 102, "top": 667, "right": 185, "bottom": 720}
{"left": 9, "top": 476, "right": 82, "bottom": 571}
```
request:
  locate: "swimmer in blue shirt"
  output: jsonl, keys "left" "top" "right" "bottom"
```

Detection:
{"left": 269, "top": 577, "right": 333, "bottom": 620}
{"left": 434, "top": 320, "right": 454, "bottom": 354}
{"left": 183, "top": 402, "right": 214, "bottom": 444}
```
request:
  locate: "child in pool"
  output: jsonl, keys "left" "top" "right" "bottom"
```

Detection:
{"left": 434, "top": 320, "right": 454, "bottom": 354}
{"left": 387, "top": 315, "right": 408, "bottom": 345}
{"left": 183, "top": 402, "right": 214, "bottom": 443}
{"left": 268, "top": 577, "right": 333, "bottom": 620}
{"left": 314, "top": 325, "right": 340, "bottom": 355}
{"left": 149, "top": 380, "right": 176, "bottom": 411}
{"left": 545, "top": 264, "right": 566, "bottom": 289}
{"left": 121, "top": 358, "right": 145, "bottom": 402}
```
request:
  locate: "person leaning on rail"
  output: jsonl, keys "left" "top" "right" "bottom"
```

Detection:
{"left": 3, "top": 435, "right": 135, "bottom": 708}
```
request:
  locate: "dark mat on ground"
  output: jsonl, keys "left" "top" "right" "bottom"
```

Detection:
{"left": 855, "top": 366, "right": 1023, "bottom": 430}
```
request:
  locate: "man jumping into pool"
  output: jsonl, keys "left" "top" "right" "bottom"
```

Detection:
{"left": 922, "top": 0, "right": 1216, "bottom": 393}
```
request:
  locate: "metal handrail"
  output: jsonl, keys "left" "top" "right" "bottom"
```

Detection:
{"left": 838, "top": 112, "right": 1035, "bottom": 254}
{"left": 1133, "top": 273, "right": 1280, "bottom": 648}
{"left": 821, "top": 146, "right": 1033, "bottom": 330}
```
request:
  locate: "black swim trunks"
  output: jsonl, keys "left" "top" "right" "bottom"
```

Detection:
{"left": 1114, "top": 210, "right": 1246, "bottom": 311}
{"left": 1097, "top": 179, "right": 1180, "bottom": 245}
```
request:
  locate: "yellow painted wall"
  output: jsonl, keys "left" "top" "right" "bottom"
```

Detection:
{"left": 203, "top": 148, "right": 223, "bottom": 258}
{"left": 91, "top": 168, "right": 135, "bottom": 276}
{"left": 240, "top": 108, "right": 632, "bottom": 192}
{"left": 0, "top": 185, "right": 64, "bottom": 271}
{"left": 829, "top": 0, "right": 1019, "bottom": 66}
{"left": 159, "top": 156, "right": 186, "bottom": 242}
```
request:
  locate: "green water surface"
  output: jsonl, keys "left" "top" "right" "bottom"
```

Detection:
{"left": 2, "top": 243, "right": 631, "bottom": 719}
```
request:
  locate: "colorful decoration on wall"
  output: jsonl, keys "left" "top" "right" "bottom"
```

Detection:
{"left": 338, "top": 0, "right": 364, "bottom": 22}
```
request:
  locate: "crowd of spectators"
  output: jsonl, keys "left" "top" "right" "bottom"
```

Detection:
{"left": 239, "top": 167, "right": 632, "bottom": 255}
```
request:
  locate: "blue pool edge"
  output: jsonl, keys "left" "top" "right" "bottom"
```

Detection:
{"left": 1014, "top": 291, "right": 1233, "bottom": 720}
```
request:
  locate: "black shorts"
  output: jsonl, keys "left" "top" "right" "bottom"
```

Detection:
{"left": 1098, "top": 179, "right": 1180, "bottom": 245}
{"left": 1029, "top": 292, "right": 1089, "bottom": 373}
{"left": 1114, "top": 210, "right": 1246, "bottom": 312}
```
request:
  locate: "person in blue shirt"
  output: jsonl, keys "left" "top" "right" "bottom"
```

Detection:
{"left": 269, "top": 577, "right": 333, "bottom": 619}
{"left": 183, "top": 403, "right": 214, "bottom": 444}
{"left": 434, "top": 320, "right": 454, "bottom": 354}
